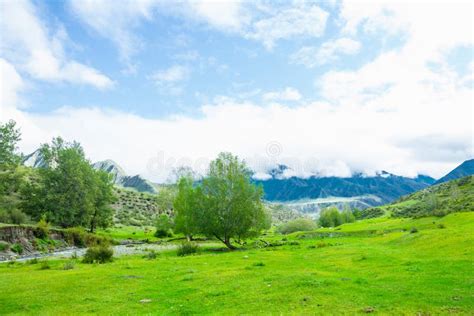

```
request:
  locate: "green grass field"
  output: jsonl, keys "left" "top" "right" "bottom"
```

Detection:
{"left": 96, "top": 225, "right": 158, "bottom": 242}
{"left": 1, "top": 212, "right": 473, "bottom": 315}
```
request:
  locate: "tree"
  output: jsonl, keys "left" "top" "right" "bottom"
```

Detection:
{"left": 198, "top": 153, "right": 270, "bottom": 249}
{"left": 21, "top": 137, "right": 115, "bottom": 230}
{"left": 0, "top": 120, "right": 21, "bottom": 166}
{"left": 173, "top": 175, "right": 200, "bottom": 240}
{"left": 341, "top": 206, "right": 355, "bottom": 224}
{"left": 319, "top": 207, "right": 343, "bottom": 227}
{"left": 0, "top": 120, "right": 27, "bottom": 217}
{"left": 155, "top": 186, "right": 176, "bottom": 211}
{"left": 154, "top": 214, "right": 173, "bottom": 238}
{"left": 89, "top": 171, "right": 115, "bottom": 233}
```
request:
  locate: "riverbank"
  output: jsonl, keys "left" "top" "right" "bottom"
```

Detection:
{"left": 0, "top": 225, "right": 110, "bottom": 261}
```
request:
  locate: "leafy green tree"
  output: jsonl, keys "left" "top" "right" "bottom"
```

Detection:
{"left": 89, "top": 171, "right": 115, "bottom": 233}
{"left": 154, "top": 214, "right": 173, "bottom": 238}
{"left": 21, "top": 137, "right": 114, "bottom": 230}
{"left": 198, "top": 152, "right": 270, "bottom": 249}
{"left": 155, "top": 186, "right": 176, "bottom": 211}
{"left": 0, "top": 120, "right": 21, "bottom": 166}
{"left": 319, "top": 207, "right": 344, "bottom": 227}
{"left": 341, "top": 206, "right": 355, "bottom": 223}
{"left": 0, "top": 120, "right": 28, "bottom": 220}
{"left": 173, "top": 175, "right": 200, "bottom": 240}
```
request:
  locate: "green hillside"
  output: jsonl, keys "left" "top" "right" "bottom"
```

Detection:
{"left": 360, "top": 175, "right": 474, "bottom": 219}
{"left": 112, "top": 187, "right": 172, "bottom": 226}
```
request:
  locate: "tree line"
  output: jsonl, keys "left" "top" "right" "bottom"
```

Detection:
{"left": 0, "top": 121, "right": 115, "bottom": 232}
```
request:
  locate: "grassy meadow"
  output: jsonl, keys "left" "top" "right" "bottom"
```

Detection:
{"left": 1, "top": 212, "right": 473, "bottom": 315}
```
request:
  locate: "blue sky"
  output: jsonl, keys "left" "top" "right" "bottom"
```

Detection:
{"left": 1, "top": 0, "right": 473, "bottom": 181}
{"left": 20, "top": 1, "right": 378, "bottom": 117}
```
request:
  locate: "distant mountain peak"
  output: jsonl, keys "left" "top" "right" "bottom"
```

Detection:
{"left": 92, "top": 160, "right": 156, "bottom": 193}
{"left": 22, "top": 149, "right": 47, "bottom": 168}
{"left": 269, "top": 164, "right": 290, "bottom": 179}
{"left": 435, "top": 159, "right": 474, "bottom": 185}
{"left": 23, "top": 150, "right": 157, "bottom": 194}
{"left": 92, "top": 160, "right": 126, "bottom": 183}
{"left": 376, "top": 170, "right": 394, "bottom": 178}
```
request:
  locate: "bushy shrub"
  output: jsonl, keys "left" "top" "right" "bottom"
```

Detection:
{"left": 277, "top": 218, "right": 317, "bottom": 234}
{"left": 0, "top": 209, "right": 29, "bottom": 224}
{"left": 319, "top": 207, "right": 357, "bottom": 227}
{"left": 154, "top": 214, "right": 173, "bottom": 238}
{"left": 40, "top": 260, "right": 51, "bottom": 270}
{"left": 341, "top": 209, "right": 356, "bottom": 223}
{"left": 63, "top": 261, "right": 75, "bottom": 270}
{"left": 64, "top": 227, "right": 87, "bottom": 247}
{"left": 143, "top": 250, "right": 157, "bottom": 260}
{"left": 35, "top": 216, "right": 50, "bottom": 239}
{"left": 11, "top": 243, "right": 23, "bottom": 254}
{"left": 0, "top": 241, "right": 9, "bottom": 252}
{"left": 27, "top": 258, "right": 39, "bottom": 264}
{"left": 177, "top": 241, "right": 199, "bottom": 257}
{"left": 319, "top": 208, "right": 343, "bottom": 227}
{"left": 0, "top": 209, "right": 9, "bottom": 223}
{"left": 64, "top": 227, "right": 110, "bottom": 247}
{"left": 357, "top": 207, "right": 384, "bottom": 219}
{"left": 9, "top": 209, "right": 29, "bottom": 225}
{"left": 83, "top": 245, "right": 114, "bottom": 264}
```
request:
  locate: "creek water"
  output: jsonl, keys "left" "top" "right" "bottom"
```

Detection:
{"left": 0, "top": 243, "right": 178, "bottom": 262}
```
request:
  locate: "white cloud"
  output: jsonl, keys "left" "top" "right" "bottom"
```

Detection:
{"left": 291, "top": 38, "right": 361, "bottom": 67}
{"left": 188, "top": 0, "right": 245, "bottom": 30}
{"left": 150, "top": 65, "right": 190, "bottom": 83}
{"left": 0, "top": 59, "right": 25, "bottom": 111}
{"left": 0, "top": 0, "right": 113, "bottom": 89}
{"left": 148, "top": 65, "right": 190, "bottom": 95}
{"left": 244, "top": 3, "right": 329, "bottom": 50}
{"left": 263, "top": 87, "right": 302, "bottom": 102}
{"left": 68, "top": 1, "right": 329, "bottom": 54}
{"left": 3, "top": 91, "right": 472, "bottom": 182}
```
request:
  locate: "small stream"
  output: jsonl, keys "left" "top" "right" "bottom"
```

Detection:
{"left": 1, "top": 243, "right": 178, "bottom": 262}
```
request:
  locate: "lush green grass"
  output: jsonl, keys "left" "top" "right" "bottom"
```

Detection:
{"left": 1, "top": 213, "right": 473, "bottom": 315}
{"left": 96, "top": 225, "right": 158, "bottom": 242}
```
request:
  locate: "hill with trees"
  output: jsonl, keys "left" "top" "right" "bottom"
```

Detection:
{"left": 359, "top": 175, "right": 474, "bottom": 219}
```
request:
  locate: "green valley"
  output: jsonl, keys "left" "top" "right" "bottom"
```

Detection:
{"left": 1, "top": 212, "right": 473, "bottom": 315}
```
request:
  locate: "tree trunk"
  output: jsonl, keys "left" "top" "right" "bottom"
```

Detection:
{"left": 224, "top": 238, "right": 237, "bottom": 250}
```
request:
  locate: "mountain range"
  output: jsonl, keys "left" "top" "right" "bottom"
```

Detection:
{"left": 22, "top": 149, "right": 473, "bottom": 212}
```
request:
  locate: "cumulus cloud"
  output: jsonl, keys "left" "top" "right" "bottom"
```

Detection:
{"left": 291, "top": 38, "right": 361, "bottom": 67}
{"left": 263, "top": 87, "right": 302, "bottom": 102}
{"left": 0, "top": 0, "right": 113, "bottom": 89}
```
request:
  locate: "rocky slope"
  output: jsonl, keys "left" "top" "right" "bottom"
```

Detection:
{"left": 92, "top": 160, "right": 157, "bottom": 193}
